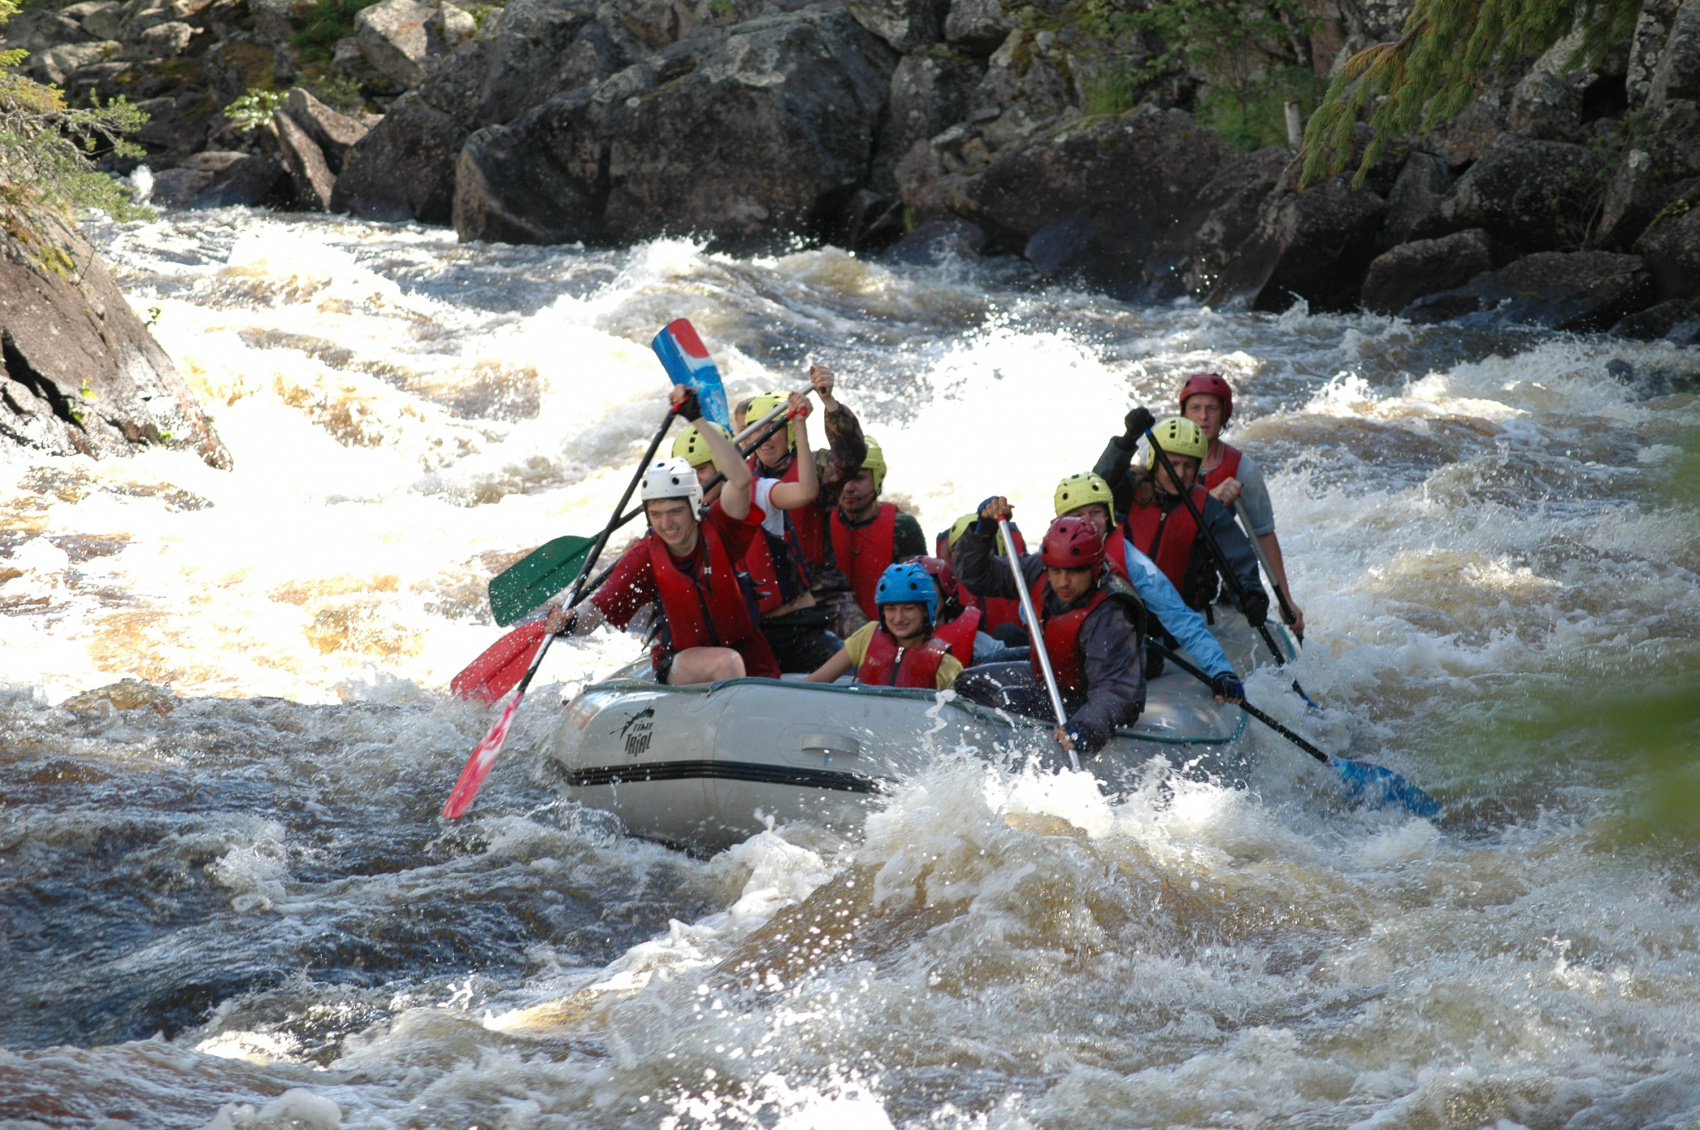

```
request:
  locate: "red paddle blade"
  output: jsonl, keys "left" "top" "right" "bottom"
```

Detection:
{"left": 442, "top": 691, "right": 525, "bottom": 819}
{"left": 451, "top": 621, "right": 548, "bottom": 705}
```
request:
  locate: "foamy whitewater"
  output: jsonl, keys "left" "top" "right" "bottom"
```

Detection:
{"left": 2, "top": 208, "right": 1698, "bottom": 1130}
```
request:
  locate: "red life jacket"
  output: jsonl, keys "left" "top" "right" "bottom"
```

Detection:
{"left": 1200, "top": 444, "right": 1243, "bottom": 492}
{"left": 646, "top": 525, "right": 779, "bottom": 677}
{"left": 932, "top": 606, "right": 982, "bottom": 666}
{"left": 857, "top": 628, "right": 949, "bottom": 689}
{"left": 756, "top": 453, "right": 829, "bottom": 568}
{"left": 830, "top": 502, "right": 898, "bottom": 618}
{"left": 743, "top": 502, "right": 813, "bottom": 616}
{"left": 937, "top": 525, "right": 1028, "bottom": 633}
{"left": 1122, "top": 484, "right": 1210, "bottom": 593}
{"left": 1028, "top": 574, "right": 1109, "bottom": 699}
{"left": 1104, "top": 525, "right": 1131, "bottom": 582}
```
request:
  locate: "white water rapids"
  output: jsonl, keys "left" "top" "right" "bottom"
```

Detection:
{"left": 1, "top": 208, "right": 1698, "bottom": 1130}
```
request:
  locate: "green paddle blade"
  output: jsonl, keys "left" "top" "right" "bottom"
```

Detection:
{"left": 488, "top": 535, "right": 595, "bottom": 626}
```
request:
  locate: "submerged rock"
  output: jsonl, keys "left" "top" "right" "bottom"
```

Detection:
{"left": 1, "top": 207, "right": 229, "bottom": 467}
{"left": 1204, "top": 175, "right": 1387, "bottom": 312}
{"left": 149, "top": 151, "right": 291, "bottom": 209}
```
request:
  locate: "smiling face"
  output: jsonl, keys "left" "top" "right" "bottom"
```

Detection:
{"left": 644, "top": 498, "right": 699, "bottom": 554}
{"left": 1182, "top": 394, "right": 1226, "bottom": 442}
{"left": 880, "top": 601, "right": 928, "bottom": 643}
{"left": 1046, "top": 565, "right": 1094, "bottom": 605}
{"left": 755, "top": 427, "right": 791, "bottom": 469}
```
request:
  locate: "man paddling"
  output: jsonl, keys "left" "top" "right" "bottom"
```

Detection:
{"left": 1178, "top": 373, "right": 1305, "bottom": 635}
{"left": 953, "top": 507, "right": 1146, "bottom": 755}
{"left": 545, "top": 408, "right": 778, "bottom": 684}
{"left": 1052, "top": 471, "right": 1244, "bottom": 704}
{"left": 829, "top": 436, "right": 928, "bottom": 626}
{"left": 805, "top": 562, "right": 962, "bottom": 690}
{"left": 1108, "top": 416, "right": 1268, "bottom": 628}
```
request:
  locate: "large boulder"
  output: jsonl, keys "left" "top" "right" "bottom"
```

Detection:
{"left": 283, "top": 87, "right": 370, "bottom": 175}
{"left": 1609, "top": 296, "right": 1700, "bottom": 339}
{"left": 1417, "top": 132, "right": 1601, "bottom": 253}
{"left": 847, "top": 0, "right": 942, "bottom": 52}
{"left": 1400, "top": 251, "right": 1655, "bottom": 330}
{"left": 871, "top": 50, "right": 982, "bottom": 192}
{"left": 273, "top": 112, "right": 336, "bottom": 210}
{"left": 1649, "top": 0, "right": 1700, "bottom": 107}
{"left": 353, "top": 0, "right": 476, "bottom": 86}
{"left": 1633, "top": 197, "right": 1700, "bottom": 299}
{"left": 1382, "top": 150, "right": 1452, "bottom": 245}
{"left": 454, "top": 4, "right": 897, "bottom": 248}
{"left": 942, "top": 0, "right": 1008, "bottom": 54}
{"left": 1361, "top": 228, "right": 1493, "bottom": 315}
{"left": 1204, "top": 175, "right": 1387, "bottom": 312}
{"left": 149, "top": 151, "right": 290, "bottom": 208}
{"left": 953, "top": 106, "right": 1240, "bottom": 298}
{"left": 335, "top": 0, "right": 641, "bottom": 223}
{"left": 1, "top": 207, "right": 229, "bottom": 468}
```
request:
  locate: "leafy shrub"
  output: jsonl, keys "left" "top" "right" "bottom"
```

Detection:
{"left": 291, "top": 0, "right": 382, "bottom": 64}
{"left": 223, "top": 87, "right": 284, "bottom": 129}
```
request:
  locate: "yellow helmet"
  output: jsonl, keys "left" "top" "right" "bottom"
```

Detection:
{"left": 947, "top": 512, "right": 1016, "bottom": 556}
{"left": 1054, "top": 471, "right": 1114, "bottom": 518}
{"left": 1150, "top": 415, "right": 1208, "bottom": 462}
{"left": 671, "top": 421, "right": 730, "bottom": 468}
{"left": 861, "top": 435, "right": 886, "bottom": 492}
{"left": 746, "top": 391, "right": 794, "bottom": 448}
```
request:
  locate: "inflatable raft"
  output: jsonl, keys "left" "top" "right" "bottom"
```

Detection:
{"left": 552, "top": 658, "right": 1252, "bottom": 852}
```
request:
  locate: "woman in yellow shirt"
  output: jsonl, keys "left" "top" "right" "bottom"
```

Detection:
{"left": 805, "top": 563, "right": 961, "bottom": 690}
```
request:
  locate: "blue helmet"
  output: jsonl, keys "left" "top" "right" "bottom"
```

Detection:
{"left": 874, "top": 561, "right": 937, "bottom": 623}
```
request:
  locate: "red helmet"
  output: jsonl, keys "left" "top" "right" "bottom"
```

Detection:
{"left": 1178, "top": 372, "right": 1234, "bottom": 425}
{"left": 1040, "top": 517, "right": 1105, "bottom": 569}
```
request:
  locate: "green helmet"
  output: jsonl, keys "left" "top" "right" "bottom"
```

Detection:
{"left": 671, "top": 421, "right": 730, "bottom": 468}
{"left": 746, "top": 391, "right": 794, "bottom": 448}
{"left": 860, "top": 435, "right": 886, "bottom": 492}
{"left": 1054, "top": 471, "right": 1114, "bottom": 518}
{"left": 1150, "top": 415, "right": 1208, "bottom": 462}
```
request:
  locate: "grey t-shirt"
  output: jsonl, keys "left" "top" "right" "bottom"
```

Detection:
{"left": 1212, "top": 448, "right": 1275, "bottom": 536}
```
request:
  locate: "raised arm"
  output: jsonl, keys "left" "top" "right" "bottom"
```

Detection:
{"left": 700, "top": 419, "right": 752, "bottom": 522}
{"left": 767, "top": 392, "right": 820, "bottom": 509}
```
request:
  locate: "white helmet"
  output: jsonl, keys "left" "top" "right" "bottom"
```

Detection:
{"left": 639, "top": 455, "right": 703, "bottom": 514}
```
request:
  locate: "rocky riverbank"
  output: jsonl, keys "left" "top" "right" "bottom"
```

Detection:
{"left": 4, "top": 0, "right": 1700, "bottom": 338}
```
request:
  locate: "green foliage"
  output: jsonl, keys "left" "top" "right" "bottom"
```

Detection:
{"left": 223, "top": 87, "right": 284, "bottom": 129}
{"left": 306, "top": 72, "right": 365, "bottom": 114}
{"left": 1197, "top": 64, "right": 1315, "bottom": 150}
{"left": 1082, "top": 68, "right": 1137, "bottom": 117}
{"left": 292, "top": 0, "right": 381, "bottom": 62}
{"left": 1300, "top": 0, "right": 1643, "bottom": 188}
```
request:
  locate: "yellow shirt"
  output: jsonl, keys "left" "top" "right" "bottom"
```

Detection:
{"left": 844, "top": 622, "right": 963, "bottom": 690}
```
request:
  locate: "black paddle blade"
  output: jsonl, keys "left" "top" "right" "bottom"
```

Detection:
{"left": 1331, "top": 757, "right": 1442, "bottom": 818}
{"left": 488, "top": 535, "right": 594, "bottom": 626}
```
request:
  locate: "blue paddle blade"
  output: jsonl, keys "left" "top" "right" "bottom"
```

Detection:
{"left": 652, "top": 319, "right": 730, "bottom": 430}
{"left": 1331, "top": 757, "right": 1443, "bottom": 818}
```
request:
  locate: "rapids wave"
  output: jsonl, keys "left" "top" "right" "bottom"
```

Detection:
{"left": 1, "top": 207, "right": 1698, "bottom": 1129}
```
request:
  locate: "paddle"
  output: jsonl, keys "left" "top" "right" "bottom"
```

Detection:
{"left": 451, "top": 403, "right": 808, "bottom": 705}
{"left": 1000, "top": 517, "right": 1082, "bottom": 773}
{"left": 1232, "top": 497, "right": 1303, "bottom": 648}
{"left": 441, "top": 403, "right": 682, "bottom": 820}
{"left": 484, "top": 387, "right": 807, "bottom": 627}
{"left": 1151, "top": 642, "right": 1440, "bottom": 818}
{"left": 1141, "top": 422, "right": 1316, "bottom": 706}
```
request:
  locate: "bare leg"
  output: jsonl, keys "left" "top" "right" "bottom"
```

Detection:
{"left": 666, "top": 647, "right": 747, "bottom": 685}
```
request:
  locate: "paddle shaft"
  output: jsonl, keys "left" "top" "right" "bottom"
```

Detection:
{"left": 1142, "top": 425, "right": 1310, "bottom": 700}
{"left": 1232, "top": 497, "right": 1302, "bottom": 642}
{"left": 1151, "top": 642, "right": 1329, "bottom": 765}
{"left": 1000, "top": 518, "right": 1082, "bottom": 773}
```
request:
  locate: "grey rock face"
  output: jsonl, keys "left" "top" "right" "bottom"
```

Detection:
{"left": 1204, "top": 175, "right": 1387, "bottom": 312}
{"left": 335, "top": 0, "right": 636, "bottom": 223}
{"left": 1633, "top": 197, "right": 1700, "bottom": 298}
{"left": 355, "top": 0, "right": 435, "bottom": 86}
{"left": 1419, "top": 132, "right": 1600, "bottom": 253}
{"left": 1506, "top": 29, "right": 1594, "bottom": 141}
{"left": 454, "top": 4, "right": 896, "bottom": 248}
{"left": 1650, "top": 0, "right": 1700, "bottom": 106}
{"left": 1382, "top": 151, "right": 1452, "bottom": 246}
{"left": 873, "top": 52, "right": 982, "bottom": 193}
{"left": 1401, "top": 250, "right": 1655, "bottom": 329}
{"left": 848, "top": 0, "right": 942, "bottom": 52}
{"left": 149, "top": 150, "right": 290, "bottom": 209}
{"left": 274, "top": 113, "right": 336, "bottom": 210}
{"left": 942, "top": 0, "right": 1007, "bottom": 54}
{"left": 1, "top": 207, "right": 229, "bottom": 468}
{"left": 1361, "top": 228, "right": 1493, "bottom": 314}
{"left": 283, "top": 88, "right": 371, "bottom": 175}
{"left": 0, "top": 9, "right": 94, "bottom": 52}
